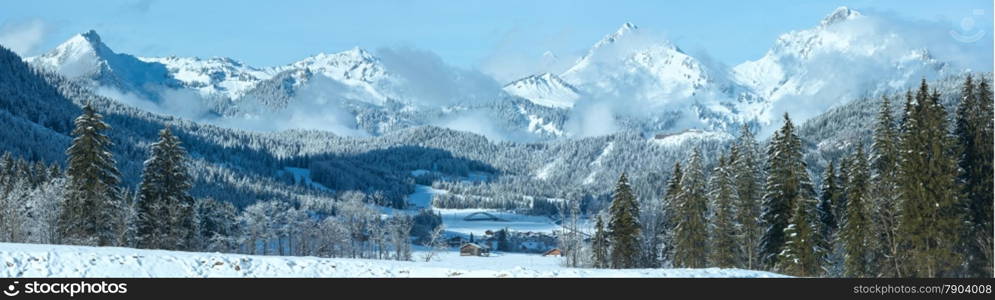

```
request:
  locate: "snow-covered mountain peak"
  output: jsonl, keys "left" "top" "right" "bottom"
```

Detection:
{"left": 28, "top": 30, "right": 111, "bottom": 77}
{"left": 559, "top": 22, "right": 708, "bottom": 104}
{"left": 503, "top": 72, "right": 580, "bottom": 108}
{"left": 287, "top": 47, "right": 386, "bottom": 83}
{"left": 820, "top": 6, "right": 862, "bottom": 28}
{"left": 78, "top": 29, "right": 103, "bottom": 45}
{"left": 591, "top": 22, "right": 639, "bottom": 51}
{"left": 29, "top": 30, "right": 184, "bottom": 98}
{"left": 731, "top": 6, "right": 950, "bottom": 126}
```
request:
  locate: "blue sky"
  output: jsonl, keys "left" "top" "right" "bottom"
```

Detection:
{"left": 1, "top": 0, "right": 991, "bottom": 72}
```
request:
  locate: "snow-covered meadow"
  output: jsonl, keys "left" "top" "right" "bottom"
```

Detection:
{"left": 0, "top": 243, "right": 786, "bottom": 278}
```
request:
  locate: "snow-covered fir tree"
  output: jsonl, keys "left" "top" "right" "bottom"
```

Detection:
{"left": 775, "top": 193, "right": 819, "bottom": 277}
{"left": 759, "top": 114, "right": 813, "bottom": 270}
{"left": 673, "top": 149, "right": 709, "bottom": 268}
{"left": 608, "top": 173, "right": 641, "bottom": 269}
{"left": 954, "top": 75, "right": 994, "bottom": 278}
{"left": 709, "top": 154, "right": 740, "bottom": 268}
{"left": 659, "top": 162, "right": 683, "bottom": 267}
{"left": 136, "top": 127, "right": 196, "bottom": 250}
{"left": 816, "top": 162, "right": 838, "bottom": 241}
{"left": 731, "top": 124, "right": 764, "bottom": 270}
{"left": 591, "top": 215, "right": 610, "bottom": 268}
{"left": 868, "top": 95, "right": 902, "bottom": 277}
{"left": 58, "top": 103, "right": 125, "bottom": 246}
{"left": 840, "top": 146, "right": 871, "bottom": 277}
{"left": 896, "top": 80, "right": 964, "bottom": 277}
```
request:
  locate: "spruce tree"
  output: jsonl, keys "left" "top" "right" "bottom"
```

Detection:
{"left": 58, "top": 103, "right": 123, "bottom": 246}
{"left": 816, "top": 161, "right": 839, "bottom": 239}
{"left": 834, "top": 157, "right": 850, "bottom": 229}
{"left": 775, "top": 194, "right": 820, "bottom": 277}
{"left": 673, "top": 149, "right": 709, "bottom": 268}
{"left": 591, "top": 215, "right": 610, "bottom": 268}
{"left": 732, "top": 124, "right": 763, "bottom": 270}
{"left": 608, "top": 173, "right": 642, "bottom": 268}
{"left": 660, "top": 162, "right": 683, "bottom": 266}
{"left": 954, "top": 75, "right": 994, "bottom": 277}
{"left": 709, "top": 154, "right": 740, "bottom": 268}
{"left": 136, "top": 127, "right": 195, "bottom": 250}
{"left": 869, "top": 95, "right": 903, "bottom": 277}
{"left": 897, "top": 80, "right": 964, "bottom": 277}
{"left": 840, "top": 146, "right": 871, "bottom": 277}
{"left": 759, "top": 113, "right": 813, "bottom": 269}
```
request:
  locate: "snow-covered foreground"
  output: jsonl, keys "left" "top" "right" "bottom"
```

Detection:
{"left": 0, "top": 243, "right": 786, "bottom": 278}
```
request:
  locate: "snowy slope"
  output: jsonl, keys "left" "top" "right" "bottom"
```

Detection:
{"left": 560, "top": 22, "right": 711, "bottom": 103}
{"left": 731, "top": 6, "right": 950, "bottom": 124}
{"left": 503, "top": 73, "right": 580, "bottom": 108}
{"left": 507, "top": 22, "right": 755, "bottom": 137}
{"left": 138, "top": 55, "right": 272, "bottom": 100}
{"left": 650, "top": 129, "right": 734, "bottom": 148}
{"left": 0, "top": 243, "right": 786, "bottom": 277}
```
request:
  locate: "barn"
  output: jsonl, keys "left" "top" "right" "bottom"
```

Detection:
{"left": 460, "top": 243, "right": 490, "bottom": 256}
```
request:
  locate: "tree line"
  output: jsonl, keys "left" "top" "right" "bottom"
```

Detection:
{"left": 587, "top": 77, "right": 992, "bottom": 277}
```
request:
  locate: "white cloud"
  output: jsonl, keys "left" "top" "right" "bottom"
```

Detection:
{"left": 376, "top": 46, "right": 504, "bottom": 107}
{"left": 479, "top": 27, "right": 584, "bottom": 84}
{"left": 438, "top": 111, "right": 509, "bottom": 142}
{"left": 210, "top": 75, "right": 370, "bottom": 137}
{"left": 95, "top": 86, "right": 212, "bottom": 121}
{"left": 0, "top": 19, "right": 49, "bottom": 56}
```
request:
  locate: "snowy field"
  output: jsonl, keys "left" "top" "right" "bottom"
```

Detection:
{"left": 0, "top": 243, "right": 786, "bottom": 278}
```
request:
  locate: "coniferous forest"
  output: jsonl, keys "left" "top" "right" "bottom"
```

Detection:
{"left": 587, "top": 77, "right": 993, "bottom": 277}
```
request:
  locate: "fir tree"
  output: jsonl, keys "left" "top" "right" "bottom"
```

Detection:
{"left": 840, "top": 146, "right": 871, "bottom": 277}
{"left": 897, "top": 80, "right": 964, "bottom": 277}
{"left": 815, "top": 160, "right": 839, "bottom": 275}
{"left": 709, "top": 154, "right": 740, "bottom": 268}
{"left": 816, "top": 161, "right": 839, "bottom": 240}
{"left": 591, "top": 215, "right": 610, "bottom": 268}
{"left": 608, "top": 173, "right": 642, "bottom": 268}
{"left": 954, "top": 75, "right": 994, "bottom": 278}
{"left": 673, "top": 149, "right": 709, "bottom": 268}
{"left": 834, "top": 157, "right": 850, "bottom": 229}
{"left": 58, "top": 103, "right": 123, "bottom": 246}
{"left": 136, "top": 127, "right": 195, "bottom": 250}
{"left": 869, "top": 95, "right": 903, "bottom": 277}
{"left": 776, "top": 194, "right": 820, "bottom": 277}
{"left": 660, "top": 162, "right": 683, "bottom": 266}
{"left": 732, "top": 124, "right": 763, "bottom": 270}
{"left": 759, "top": 113, "right": 813, "bottom": 269}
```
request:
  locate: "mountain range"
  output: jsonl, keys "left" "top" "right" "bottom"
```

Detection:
{"left": 25, "top": 7, "right": 962, "bottom": 141}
